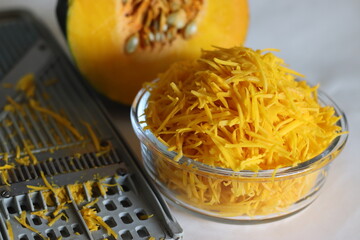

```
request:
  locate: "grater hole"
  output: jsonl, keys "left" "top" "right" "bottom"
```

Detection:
{"left": 104, "top": 217, "right": 117, "bottom": 228}
{"left": 136, "top": 209, "right": 149, "bottom": 221}
{"left": 106, "top": 186, "right": 118, "bottom": 196}
{"left": 104, "top": 200, "right": 117, "bottom": 211}
{"left": 25, "top": 217, "right": 31, "bottom": 226}
{"left": 42, "top": 191, "right": 56, "bottom": 207}
{"left": 19, "top": 234, "right": 29, "bottom": 240}
{"left": 120, "top": 213, "right": 133, "bottom": 224}
{"left": 53, "top": 160, "right": 62, "bottom": 173}
{"left": 121, "top": 184, "right": 130, "bottom": 192}
{"left": 60, "top": 211, "right": 68, "bottom": 221}
{"left": 33, "top": 202, "right": 41, "bottom": 210}
{"left": 32, "top": 216, "right": 42, "bottom": 225}
{"left": 7, "top": 206, "right": 17, "bottom": 214}
{"left": 72, "top": 224, "right": 83, "bottom": 235}
{"left": 20, "top": 217, "right": 31, "bottom": 228}
{"left": 91, "top": 204, "right": 101, "bottom": 213}
{"left": 136, "top": 226, "right": 150, "bottom": 238}
{"left": 91, "top": 184, "right": 102, "bottom": 198}
{"left": 107, "top": 236, "right": 116, "bottom": 240}
{"left": 8, "top": 169, "right": 16, "bottom": 183}
{"left": 120, "top": 197, "right": 132, "bottom": 208}
{"left": 21, "top": 204, "right": 28, "bottom": 211}
{"left": 47, "top": 161, "right": 57, "bottom": 175}
{"left": 120, "top": 230, "right": 133, "bottom": 240}
{"left": 34, "top": 234, "right": 43, "bottom": 240}
{"left": 46, "top": 229, "right": 56, "bottom": 240}
{"left": 14, "top": 168, "right": 24, "bottom": 182}
{"left": 28, "top": 166, "right": 38, "bottom": 179}
{"left": 59, "top": 227, "right": 70, "bottom": 237}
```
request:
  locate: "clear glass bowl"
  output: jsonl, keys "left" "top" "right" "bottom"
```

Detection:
{"left": 131, "top": 87, "right": 348, "bottom": 222}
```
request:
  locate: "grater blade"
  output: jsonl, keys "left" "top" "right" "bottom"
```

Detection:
{"left": 0, "top": 10, "right": 183, "bottom": 240}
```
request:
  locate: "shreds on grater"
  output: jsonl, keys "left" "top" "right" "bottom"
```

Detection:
{"left": 0, "top": 10, "right": 183, "bottom": 240}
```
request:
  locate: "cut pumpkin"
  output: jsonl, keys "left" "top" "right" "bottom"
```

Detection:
{"left": 57, "top": 0, "right": 249, "bottom": 105}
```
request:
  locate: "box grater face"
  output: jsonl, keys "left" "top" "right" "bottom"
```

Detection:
{"left": 0, "top": 10, "right": 183, "bottom": 240}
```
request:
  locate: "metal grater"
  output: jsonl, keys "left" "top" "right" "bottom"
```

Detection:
{"left": 0, "top": 10, "right": 183, "bottom": 240}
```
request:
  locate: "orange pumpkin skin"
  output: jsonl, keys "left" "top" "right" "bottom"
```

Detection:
{"left": 66, "top": 0, "right": 249, "bottom": 105}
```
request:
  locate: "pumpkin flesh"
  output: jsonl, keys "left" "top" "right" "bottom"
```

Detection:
{"left": 67, "top": 0, "right": 249, "bottom": 104}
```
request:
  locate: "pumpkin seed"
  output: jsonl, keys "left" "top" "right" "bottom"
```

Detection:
{"left": 155, "top": 32, "right": 161, "bottom": 42}
{"left": 124, "top": 0, "right": 203, "bottom": 50}
{"left": 162, "top": 23, "right": 168, "bottom": 32}
{"left": 184, "top": 21, "right": 197, "bottom": 38}
{"left": 167, "top": 9, "right": 187, "bottom": 29}
{"left": 148, "top": 32, "right": 155, "bottom": 42}
{"left": 155, "top": 32, "right": 165, "bottom": 42}
{"left": 125, "top": 34, "right": 139, "bottom": 54}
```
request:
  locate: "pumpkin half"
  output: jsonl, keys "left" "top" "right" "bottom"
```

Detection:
{"left": 57, "top": 0, "right": 249, "bottom": 105}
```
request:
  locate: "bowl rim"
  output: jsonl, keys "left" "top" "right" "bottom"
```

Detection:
{"left": 131, "top": 86, "right": 349, "bottom": 178}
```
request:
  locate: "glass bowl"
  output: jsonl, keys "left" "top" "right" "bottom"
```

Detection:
{"left": 130, "top": 87, "right": 348, "bottom": 222}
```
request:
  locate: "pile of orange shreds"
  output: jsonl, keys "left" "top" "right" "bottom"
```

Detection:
{"left": 80, "top": 199, "right": 118, "bottom": 239}
{"left": 145, "top": 46, "right": 343, "bottom": 171}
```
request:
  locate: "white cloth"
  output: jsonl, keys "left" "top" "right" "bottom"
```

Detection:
{"left": 1, "top": 1, "right": 359, "bottom": 239}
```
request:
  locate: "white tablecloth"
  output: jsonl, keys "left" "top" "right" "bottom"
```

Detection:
{"left": 1, "top": 1, "right": 359, "bottom": 239}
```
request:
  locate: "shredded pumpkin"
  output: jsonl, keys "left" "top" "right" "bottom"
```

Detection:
{"left": 143, "top": 46, "right": 344, "bottom": 216}
{"left": 14, "top": 211, "right": 47, "bottom": 240}
{"left": 25, "top": 175, "right": 122, "bottom": 237}
{"left": 6, "top": 220, "right": 14, "bottom": 240}
{"left": 80, "top": 198, "right": 118, "bottom": 239}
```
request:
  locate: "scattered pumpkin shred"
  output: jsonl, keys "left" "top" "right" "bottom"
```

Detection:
{"left": 1, "top": 74, "right": 124, "bottom": 236}
{"left": 97, "top": 181, "right": 107, "bottom": 197}
{"left": 6, "top": 220, "right": 14, "bottom": 240}
{"left": 14, "top": 211, "right": 47, "bottom": 240}
{"left": 24, "top": 143, "right": 38, "bottom": 165}
{"left": 6, "top": 96, "right": 23, "bottom": 111}
{"left": 15, "top": 73, "right": 35, "bottom": 98}
{"left": 24, "top": 174, "right": 123, "bottom": 238}
{"left": 139, "top": 213, "right": 154, "bottom": 220}
{"left": 144, "top": 46, "right": 344, "bottom": 216}
{"left": 0, "top": 165, "right": 14, "bottom": 171}
{"left": 1, "top": 73, "right": 91, "bottom": 174}
{"left": 48, "top": 212, "right": 67, "bottom": 227}
{"left": 1, "top": 169, "right": 11, "bottom": 186}
{"left": 40, "top": 171, "right": 56, "bottom": 193}
{"left": 80, "top": 198, "right": 118, "bottom": 239}
{"left": 82, "top": 121, "right": 101, "bottom": 152}
{"left": 31, "top": 210, "right": 51, "bottom": 222}
{"left": 0, "top": 164, "right": 14, "bottom": 186}
{"left": 29, "top": 99, "right": 83, "bottom": 141}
